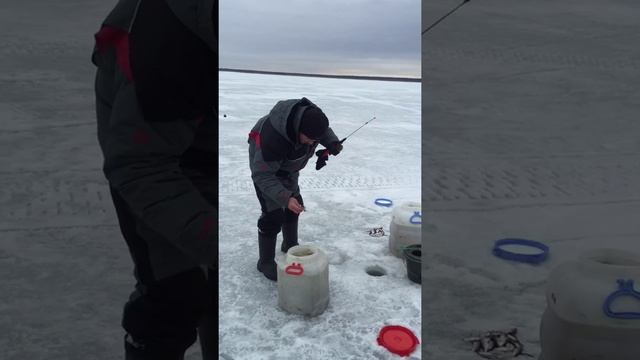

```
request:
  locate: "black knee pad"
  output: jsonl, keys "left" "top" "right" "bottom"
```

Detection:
{"left": 284, "top": 209, "right": 299, "bottom": 223}
{"left": 258, "top": 209, "right": 285, "bottom": 236}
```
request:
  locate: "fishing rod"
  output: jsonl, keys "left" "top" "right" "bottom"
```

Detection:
{"left": 315, "top": 116, "right": 376, "bottom": 170}
{"left": 422, "top": 0, "right": 472, "bottom": 36}
{"left": 340, "top": 116, "right": 377, "bottom": 142}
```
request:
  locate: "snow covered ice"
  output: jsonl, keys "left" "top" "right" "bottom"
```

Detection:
{"left": 219, "top": 71, "right": 421, "bottom": 359}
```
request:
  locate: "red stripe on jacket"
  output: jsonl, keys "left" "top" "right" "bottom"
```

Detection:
{"left": 248, "top": 131, "right": 261, "bottom": 149}
{"left": 198, "top": 217, "right": 214, "bottom": 241}
{"left": 94, "top": 26, "right": 133, "bottom": 82}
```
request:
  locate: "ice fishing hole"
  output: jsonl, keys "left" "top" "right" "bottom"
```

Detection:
{"left": 590, "top": 253, "right": 640, "bottom": 267}
{"left": 366, "top": 265, "right": 387, "bottom": 277}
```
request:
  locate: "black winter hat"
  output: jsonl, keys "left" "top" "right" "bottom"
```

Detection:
{"left": 299, "top": 107, "right": 329, "bottom": 139}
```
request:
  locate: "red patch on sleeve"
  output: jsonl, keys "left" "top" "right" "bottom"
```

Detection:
{"left": 198, "top": 217, "right": 214, "bottom": 241}
{"left": 132, "top": 129, "right": 150, "bottom": 145}
{"left": 248, "top": 131, "right": 261, "bottom": 149}
{"left": 94, "top": 26, "right": 133, "bottom": 82}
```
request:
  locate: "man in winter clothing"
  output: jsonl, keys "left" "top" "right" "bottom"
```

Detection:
{"left": 92, "top": 0, "right": 217, "bottom": 358}
{"left": 248, "top": 98, "right": 343, "bottom": 281}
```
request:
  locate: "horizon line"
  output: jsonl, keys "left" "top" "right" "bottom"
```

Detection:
{"left": 219, "top": 68, "right": 421, "bottom": 83}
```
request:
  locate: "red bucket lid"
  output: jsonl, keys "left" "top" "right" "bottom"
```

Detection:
{"left": 377, "top": 325, "right": 420, "bottom": 357}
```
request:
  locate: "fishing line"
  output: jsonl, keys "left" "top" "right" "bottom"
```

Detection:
{"left": 422, "top": 0, "right": 472, "bottom": 36}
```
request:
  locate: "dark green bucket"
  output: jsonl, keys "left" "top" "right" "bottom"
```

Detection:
{"left": 403, "top": 244, "right": 422, "bottom": 284}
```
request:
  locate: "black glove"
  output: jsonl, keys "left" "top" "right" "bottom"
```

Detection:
{"left": 328, "top": 141, "right": 343, "bottom": 156}
{"left": 316, "top": 138, "right": 346, "bottom": 170}
{"left": 315, "top": 149, "right": 330, "bottom": 170}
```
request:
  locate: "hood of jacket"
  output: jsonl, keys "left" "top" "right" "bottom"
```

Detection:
{"left": 267, "top": 97, "right": 320, "bottom": 144}
{"left": 165, "top": 0, "right": 216, "bottom": 52}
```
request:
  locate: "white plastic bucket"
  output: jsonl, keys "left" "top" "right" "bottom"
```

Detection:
{"left": 276, "top": 244, "right": 330, "bottom": 316}
{"left": 389, "top": 202, "right": 422, "bottom": 258}
{"left": 539, "top": 248, "right": 640, "bottom": 359}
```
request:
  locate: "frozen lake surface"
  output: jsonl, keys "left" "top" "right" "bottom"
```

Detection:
{"left": 218, "top": 71, "right": 421, "bottom": 359}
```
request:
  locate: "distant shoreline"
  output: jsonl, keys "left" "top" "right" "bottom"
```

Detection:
{"left": 219, "top": 68, "right": 421, "bottom": 83}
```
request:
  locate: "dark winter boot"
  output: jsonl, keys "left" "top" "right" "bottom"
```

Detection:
{"left": 281, "top": 220, "right": 299, "bottom": 253}
{"left": 257, "top": 232, "right": 277, "bottom": 281}
{"left": 124, "top": 334, "right": 186, "bottom": 360}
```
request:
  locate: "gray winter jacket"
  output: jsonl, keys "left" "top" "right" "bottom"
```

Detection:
{"left": 93, "top": 0, "right": 217, "bottom": 280}
{"left": 248, "top": 98, "right": 339, "bottom": 212}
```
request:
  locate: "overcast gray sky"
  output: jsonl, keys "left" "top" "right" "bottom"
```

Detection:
{"left": 220, "top": 0, "right": 421, "bottom": 78}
